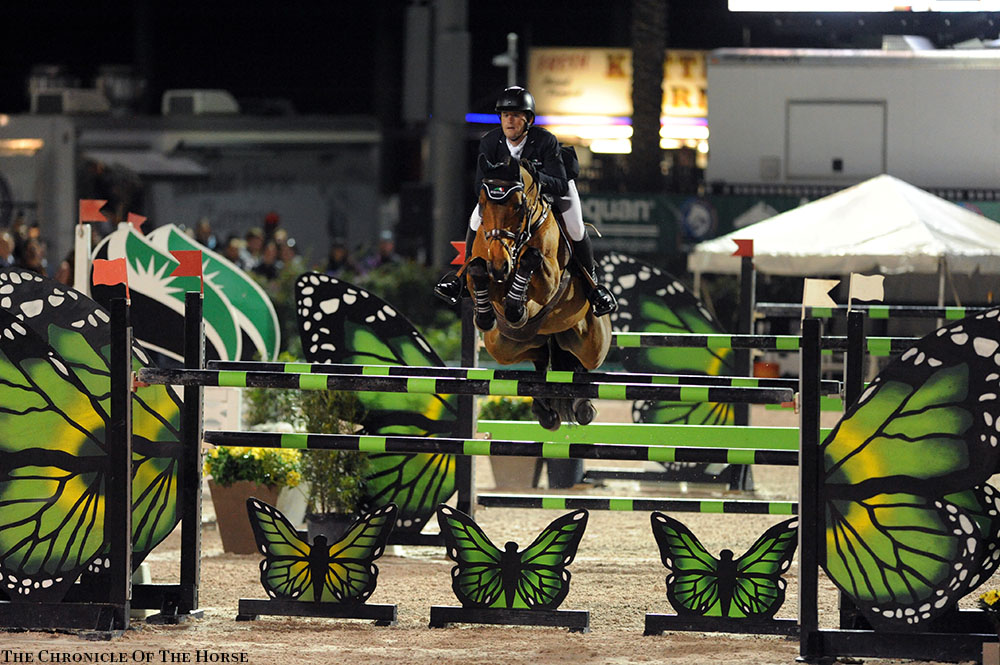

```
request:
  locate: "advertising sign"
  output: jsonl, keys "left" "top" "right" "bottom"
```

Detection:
{"left": 528, "top": 48, "right": 707, "bottom": 118}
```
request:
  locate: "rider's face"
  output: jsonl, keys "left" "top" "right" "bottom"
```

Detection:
{"left": 500, "top": 111, "right": 528, "bottom": 142}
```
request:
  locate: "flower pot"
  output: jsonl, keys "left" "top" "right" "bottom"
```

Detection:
{"left": 208, "top": 479, "right": 279, "bottom": 554}
{"left": 306, "top": 512, "right": 357, "bottom": 545}
{"left": 546, "top": 458, "right": 584, "bottom": 489}
{"left": 489, "top": 456, "right": 541, "bottom": 489}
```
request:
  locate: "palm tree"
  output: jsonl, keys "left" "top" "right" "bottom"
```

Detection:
{"left": 630, "top": 0, "right": 667, "bottom": 193}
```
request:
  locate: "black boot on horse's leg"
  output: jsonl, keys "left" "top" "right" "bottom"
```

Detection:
{"left": 466, "top": 258, "right": 496, "bottom": 332}
{"left": 505, "top": 247, "right": 541, "bottom": 325}
{"left": 434, "top": 227, "right": 476, "bottom": 305}
{"left": 571, "top": 233, "right": 617, "bottom": 317}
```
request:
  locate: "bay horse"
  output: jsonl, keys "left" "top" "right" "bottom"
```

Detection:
{"left": 464, "top": 156, "right": 611, "bottom": 430}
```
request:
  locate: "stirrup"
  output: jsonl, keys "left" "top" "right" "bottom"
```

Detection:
{"left": 588, "top": 284, "right": 617, "bottom": 317}
{"left": 434, "top": 272, "right": 463, "bottom": 306}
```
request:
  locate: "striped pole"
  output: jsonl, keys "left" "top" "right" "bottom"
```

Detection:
{"left": 612, "top": 333, "right": 915, "bottom": 356}
{"left": 202, "top": 429, "right": 798, "bottom": 466}
{"left": 206, "top": 360, "right": 841, "bottom": 395}
{"left": 478, "top": 421, "right": 834, "bottom": 449}
{"left": 476, "top": 494, "right": 797, "bottom": 515}
{"left": 756, "top": 302, "right": 988, "bottom": 320}
{"left": 137, "top": 368, "right": 795, "bottom": 404}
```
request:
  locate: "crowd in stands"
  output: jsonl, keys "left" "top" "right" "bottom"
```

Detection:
{"left": 0, "top": 207, "right": 403, "bottom": 289}
{"left": 0, "top": 212, "right": 50, "bottom": 276}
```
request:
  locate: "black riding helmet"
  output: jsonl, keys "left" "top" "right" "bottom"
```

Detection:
{"left": 495, "top": 86, "right": 535, "bottom": 124}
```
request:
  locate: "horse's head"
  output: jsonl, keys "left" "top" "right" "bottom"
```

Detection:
{"left": 477, "top": 156, "right": 536, "bottom": 283}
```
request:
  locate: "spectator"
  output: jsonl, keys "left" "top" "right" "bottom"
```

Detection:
{"left": 221, "top": 235, "right": 253, "bottom": 270}
{"left": 0, "top": 230, "right": 14, "bottom": 268}
{"left": 194, "top": 217, "right": 218, "bottom": 250}
{"left": 18, "top": 238, "right": 47, "bottom": 275}
{"left": 252, "top": 240, "right": 280, "bottom": 280}
{"left": 359, "top": 230, "right": 401, "bottom": 273}
{"left": 244, "top": 227, "right": 264, "bottom": 268}
{"left": 54, "top": 250, "right": 73, "bottom": 285}
{"left": 324, "top": 238, "right": 357, "bottom": 277}
{"left": 278, "top": 236, "right": 304, "bottom": 275}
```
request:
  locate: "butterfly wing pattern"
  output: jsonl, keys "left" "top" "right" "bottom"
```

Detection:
{"left": 598, "top": 253, "right": 740, "bottom": 483}
{"left": 821, "top": 307, "right": 1000, "bottom": 630}
{"left": 599, "top": 252, "right": 735, "bottom": 426}
{"left": 294, "top": 273, "right": 457, "bottom": 533}
{"left": 0, "top": 268, "right": 182, "bottom": 602}
{"left": 651, "top": 512, "right": 797, "bottom": 619}
{"left": 246, "top": 498, "right": 397, "bottom": 604}
{"left": 436, "top": 504, "right": 588, "bottom": 610}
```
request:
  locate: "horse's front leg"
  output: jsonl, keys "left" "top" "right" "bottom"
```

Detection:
{"left": 504, "top": 246, "right": 542, "bottom": 326}
{"left": 466, "top": 257, "right": 496, "bottom": 332}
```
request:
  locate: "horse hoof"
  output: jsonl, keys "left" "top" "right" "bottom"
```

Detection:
{"left": 475, "top": 313, "right": 496, "bottom": 332}
{"left": 532, "top": 399, "right": 561, "bottom": 431}
{"left": 573, "top": 399, "right": 597, "bottom": 425}
{"left": 504, "top": 304, "right": 527, "bottom": 328}
{"left": 537, "top": 411, "right": 561, "bottom": 431}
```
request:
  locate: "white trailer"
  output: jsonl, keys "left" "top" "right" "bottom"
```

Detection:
{"left": 705, "top": 47, "right": 1000, "bottom": 191}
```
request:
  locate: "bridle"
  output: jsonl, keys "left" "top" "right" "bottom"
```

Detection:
{"left": 480, "top": 168, "right": 551, "bottom": 276}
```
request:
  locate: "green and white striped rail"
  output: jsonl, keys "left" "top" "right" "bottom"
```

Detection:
{"left": 478, "top": 420, "right": 834, "bottom": 448}
{"left": 756, "top": 303, "right": 990, "bottom": 320}
{"left": 201, "top": 430, "right": 798, "bottom": 466}
{"left": 612, "top": 333, "right": 916, "bottom": 356}
{"left": 476, "top": 494, "right": 797, "bottom": 515}
{"left": 206, "top": 360, "right": 841, "bottom": 395}
{"left": 137, "top": 368, "right": 794, "bottom": 404}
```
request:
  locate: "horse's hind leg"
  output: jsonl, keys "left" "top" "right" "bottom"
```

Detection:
{"left": 527, "top": 344, "right": 561, "bottom": 431}
{"left": 466, "top": 258, "right": 496, "bottom": 332}
{"left": 549, "top": 340, "right": 597, "bottom": 426}
{"left": 505, "top": 247, "right": 542, "bottom": 326}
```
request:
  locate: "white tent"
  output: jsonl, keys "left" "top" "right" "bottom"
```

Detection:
{"left": 687, "top": 174, "right": 1000, "bottom": 303}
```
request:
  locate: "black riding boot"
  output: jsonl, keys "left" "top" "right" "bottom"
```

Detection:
{"left": 434, "top": 227, "right": 476, "bottom": 305}
{"left": 571, "top": 233, "right": 617, "bottom": 317}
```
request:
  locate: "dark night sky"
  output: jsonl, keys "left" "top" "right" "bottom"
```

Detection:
{"left": 3, "top": 1, "right": 998, "bottom": 117}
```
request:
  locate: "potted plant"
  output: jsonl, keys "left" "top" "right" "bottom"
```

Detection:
{"left": 297, "top": 389, "right": 371, "bottom": 543}
{"left": 478, "top": 396, "right": 543, "bottom": 489}
{"left": 203, "top": 445, "right": 301, "bottom": 553}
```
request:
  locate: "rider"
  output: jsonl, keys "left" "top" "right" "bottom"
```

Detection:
{"left": 434, "top": 85, "right": 617, "bottom": 317}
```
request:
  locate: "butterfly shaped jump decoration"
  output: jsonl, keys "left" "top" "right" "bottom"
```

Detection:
{"left": 436, "top": 504, "right": 588, "bottom": 610}
{"left": 820, "top": 307, "right": 1000, "bottom": 630}
{"left": 651, "top": 512, "right": 798, "bottom": 619}
{"left": 294, "top": 273, "right": 457, "bottom": 534}
{"left": 0, "top": 268, "right": 182, "bottom": 602}
{"left": 246, "top": 498, "right": 397, "bottom": 604}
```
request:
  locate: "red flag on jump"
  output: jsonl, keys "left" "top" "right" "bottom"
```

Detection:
{"left": 450, "top": 241, "right": 467, "bottom": 266}
{"left": 79, "top": 200, "right": 107, "bottom": 224}
{"left": 92, "top": 258, "right": 130, "bottom": 299}
{"left": 126, "top": 212, "right": 147, "bottom": 234}
{"left": 731, "top": 239, "right": 753, "bottom": 258}
{"left": 169, "top": 250, "right": 204, "bottom": 293}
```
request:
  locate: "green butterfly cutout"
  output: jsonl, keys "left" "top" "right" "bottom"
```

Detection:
{"left": 294, "top": 273, "right": 457, "bottom": 532}
{"left": 651, "top": 512, "right": 798, "bottom": 619}
{"left": 821, "top": 307, "right": 1000, "bottom": 629}
{"left": 246, "top": 498, "right": 396, "bottom": 604}
{"left": 0, "top": 269, "right": 181, "bottom": 602}
{"left": 436, "top": 504, "right": 588, "bottom": 610}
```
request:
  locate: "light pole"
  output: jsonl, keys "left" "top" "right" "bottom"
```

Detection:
{"left": 492, "top": 32, "right": 519, "bottom": 87}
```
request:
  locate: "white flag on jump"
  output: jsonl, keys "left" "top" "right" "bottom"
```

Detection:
{"left": 801, "top": 278, "right": 840, "bottom": 319}
{"left": 849, "top": 273, "right": 885, "bottom": 305}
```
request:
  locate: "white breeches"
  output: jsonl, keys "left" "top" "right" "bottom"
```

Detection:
{"left": 470, "top": 180, "right": 585, "bottom": 242}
